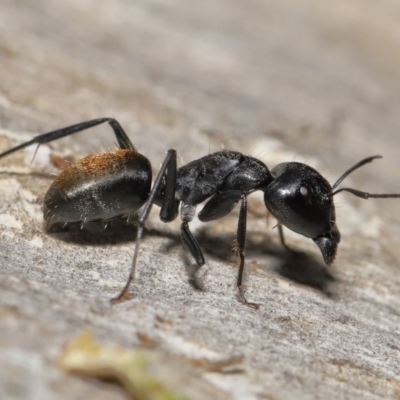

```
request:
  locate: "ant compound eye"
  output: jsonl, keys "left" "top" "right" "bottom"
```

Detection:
{"left": 299, "top": 185, "right": 312, "bottom": 200}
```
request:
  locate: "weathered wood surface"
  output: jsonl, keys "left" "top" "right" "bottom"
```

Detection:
{"left": 0, "top": 1, "right": 400, "bottom": 399}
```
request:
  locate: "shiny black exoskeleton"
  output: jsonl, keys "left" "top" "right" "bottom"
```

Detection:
{"left": 265, "top": 162, "right": 340, "bottom": 266}
{"left": 0, "top": 118, "right": 399, "bottom": 308}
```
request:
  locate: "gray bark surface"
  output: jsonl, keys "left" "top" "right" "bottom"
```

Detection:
{"left": 0, "top": 1, "right": 400, "bottom": 399}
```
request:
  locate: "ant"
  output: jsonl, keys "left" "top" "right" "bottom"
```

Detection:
{"left": 0, "top": 117, "right": 399, "bottom": 308}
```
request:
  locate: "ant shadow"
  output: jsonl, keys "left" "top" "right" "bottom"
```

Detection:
{"left": 194, "top": 227, "right": 337, "bottom": 298}
{"left": 47, "top": 218, "right": 337, "bottom": 298}
{"left": 267, "top": 247, "right": 337, "bottom": 298}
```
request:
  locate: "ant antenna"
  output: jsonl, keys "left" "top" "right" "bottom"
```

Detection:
{"left": 332, "top": 155, "right": 381, "bottom": 190}
{"left": 331, "top": 155, "right": 400, "bottom": 199}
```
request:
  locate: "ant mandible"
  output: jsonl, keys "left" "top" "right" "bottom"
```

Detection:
{"left": 1, "top": 117, "right": 399, "bottom": 308}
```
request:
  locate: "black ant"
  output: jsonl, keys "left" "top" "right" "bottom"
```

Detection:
{"left": 1, "top": 117, "right": 399, "bottom": 308}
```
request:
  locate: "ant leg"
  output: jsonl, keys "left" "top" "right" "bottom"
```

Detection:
{"left": 159, "top": 150, "right": 179, "bottom": 222}
{"left": 180, "top": 201, "right": 205, "bottom": 270}
{"left": 236, "top": 194, "right": 259, "bottom": 309}
{"left": 181, "top": 220, "right": 205, "bottom": 268}
{"left": 278, "top": 224, "right": 292, "bottom": 252}
{"left": 111, "top": 149, "right": 177, "bottom": 303}
{"left": 0, "top": 118, "right": 136, "bottom": 159}
{"left": 278, "top": 225, "right": 304, "bottom": 256}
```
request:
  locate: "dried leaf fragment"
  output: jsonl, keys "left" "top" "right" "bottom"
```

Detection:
{"left": 57, "top": 330, "right": 187, "bottom": 400}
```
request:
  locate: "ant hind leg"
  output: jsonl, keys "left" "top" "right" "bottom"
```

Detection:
{"left": 111, "top": 149, "right": 178, "bottom": 303}
{"left": 0, "top": 117, "right": 136, "bottom": 160}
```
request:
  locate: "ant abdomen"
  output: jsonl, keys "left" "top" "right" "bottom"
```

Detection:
{"left": 43, "top": 149, "right": 152, "bottom": 225}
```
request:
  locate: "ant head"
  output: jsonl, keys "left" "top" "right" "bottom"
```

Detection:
{"left": 264, "top": 162, "right": 340, "bottom": 265}
{"left": 263, "top": 155, "right": 399, "bottom": 265}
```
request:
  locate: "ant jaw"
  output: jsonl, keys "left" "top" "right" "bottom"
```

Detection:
{"left": 313, "top": 228, "right": 340, "bottom": 265}
{"left": 313, "top": 235, "right": 337, "bottom": 265}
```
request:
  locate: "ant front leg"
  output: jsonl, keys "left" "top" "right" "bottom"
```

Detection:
{"left": 277, "top": 224, "right": 306, "bottom": 258}
{"left": 111, "top": 149, "right": 178, "bottom": 303}
{"left": 277, "top": 224, "right": 293, "bottom": 252}
{"left": 236, "top": 194, "right": 259, "bottom": 309}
